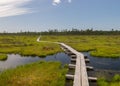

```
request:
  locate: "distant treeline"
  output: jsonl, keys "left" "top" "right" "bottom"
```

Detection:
{"left": 41, "top": 29, "right": 120, "bottom": 35}
{"left": 0, "top": 28, "right": 120, "bottom": 35}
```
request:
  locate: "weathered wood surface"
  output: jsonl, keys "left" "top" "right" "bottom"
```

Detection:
{"left": 88, "top": 77, "right": 97, "bottom": 81}
{"left": 66, "top": 74, "right": 74, "bottom": 80}
{"left": 60, "top": 43, "right": 89, "bottom": 86}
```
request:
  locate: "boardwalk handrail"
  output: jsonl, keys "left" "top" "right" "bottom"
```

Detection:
{"left": 60, "top": 43, "right": 89, "bottom": 86}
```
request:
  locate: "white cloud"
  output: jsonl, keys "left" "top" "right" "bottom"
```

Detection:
{"left": 52, "top": 0, "right": 61, "bottom": 6}
{"left": 52, "top": 0, "right": 72, "bottom": 6}
{"left": 0, "top": 0, "right": 32, "bottom": 18}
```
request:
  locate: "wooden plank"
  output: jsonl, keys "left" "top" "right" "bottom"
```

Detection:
{"left": 60, "top": 43, "right": 89, "bottom": 86}
{"left": 86, "top": 66, "right": 94, "bottom": 71}
{"left": 71, "top": 58, "right": 76, "bottom": 62}
{"left": 66, "top": 74, "right": 74, "bottom": 80}
{"left": 68, "top": 64, "right": 76, "bottom": 69}
{"left": 88, "top": 77, "right": 97, "bottom": 82}
{"left": 85, "top": 59, "right": 90, "bottom": 63}
{"left": 73, "top": 53, "right": 81, "bottom": 86}
{"left": 80, "top": 53, "right": 89, "bottom": 86}
{"left": 37, "top": 38, "right": 89, "bottom": 86}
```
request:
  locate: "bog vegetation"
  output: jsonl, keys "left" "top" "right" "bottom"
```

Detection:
{"left": 41, "top": 35, "right": 120, "bottom": 58}
{"left": 0, "top": 35, "right": 120, "bottom": 58}
{"left": 0, "top": 35, "right": 61, "bottom": 60}
{"left": 0, "top": 61, "right": 67, "bottom": 86}
{"left": 0, "top": 34, "right": 120, "bottom": 86}
{"left": 0, "top": 54, "right": 7, "bottom": 60}
{"left": 98, "top": 74, "right": 120, "bottom": 86}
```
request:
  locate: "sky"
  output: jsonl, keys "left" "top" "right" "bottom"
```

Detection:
{"left": 0, "top": 0, "right": 120, "bottom": 32}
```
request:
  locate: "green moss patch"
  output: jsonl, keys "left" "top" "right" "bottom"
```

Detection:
{"left": 98, "top": 74, "right": 120, "bottom": 86}
{"left": 0, "top": 61, "right": 67, "bottom": 86}
{"left": 0, "top": 54, "right": 7, "bottom": 60}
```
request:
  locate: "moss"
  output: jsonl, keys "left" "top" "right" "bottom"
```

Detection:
{"left": 0, "top": 35, "right": 61, "bottom": 57}
{"left": 43, "top": 35, "right": 120, "bottom": 58}
{"left": 98, "top": 75, "right": 120, "bottom": 86}
{"left": 0, "top": 35, "right": 120, "bottom": 58}
{"left": 0, "top": 61, "right": 68, "bottom": 86}
{"left": 0, "top": 54, "right": 7, "bottom": 60}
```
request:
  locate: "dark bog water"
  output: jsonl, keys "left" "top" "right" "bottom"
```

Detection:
{"left": 0, "top": 52, "right": 71, "bottom": 71}
{"left": 82, "top": 52, "right": 120, "bottom": 70}
{"left": 82, "top": 52, "right": 120, "bottom": 86}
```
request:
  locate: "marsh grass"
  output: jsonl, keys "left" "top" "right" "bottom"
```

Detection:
{"left": 41, "top": 35, "right": 120, "bottom": 58}
{"left": 0, "top": 35, "right": 120, "bottom": 58}
{"left": 98, "top": 74, "right": 120, "bottom": 86}
{"left": 0, "top": 54, "right": 7, "bottom": 60}
{"left": 0, "top": 35, "right": 61, "bottom": 57}
{"left": 0, "top": 35, "right": 120, "bottom": 86}
{"left": 0, "top": 61, "right": 67, "bottom": 86}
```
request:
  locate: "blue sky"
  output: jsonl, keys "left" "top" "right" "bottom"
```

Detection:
{"left": 0, "top": 0, "right": 120, "bottom": 32}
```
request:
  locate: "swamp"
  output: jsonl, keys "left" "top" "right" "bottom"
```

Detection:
{"left": 0, "top": 35, "right": 120, "bottom": 86}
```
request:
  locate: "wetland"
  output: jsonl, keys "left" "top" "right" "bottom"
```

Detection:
{"left": 0, "top": 35, "right": 120, "bottom": 86}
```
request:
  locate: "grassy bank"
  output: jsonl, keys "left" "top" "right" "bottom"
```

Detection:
{"left": 98, "top": 74, "right": 120, "bottom": 86}
{"left": 0, "top": 54, "right": 7, "bottom": 60}
{"left": 0, "top": 61, "right": 67, "bottom": 86}
{"left": 41, "top": 35, "right": 120, "bottom": 58}
{"left": 0, "top": 35, "right": 120, "bottom": 58}
{"left": 0, "top": 35, "right": 61, "bottom": 57}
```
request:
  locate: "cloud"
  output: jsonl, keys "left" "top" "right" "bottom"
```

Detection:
{"left": 52, "top": 0, "right": 61, "bottom": 6}
{"left": 0, "top": 0, "right": 32, "bottom": 18}
{"left": 52, "top": 0, "right": 72, "bottom": 6}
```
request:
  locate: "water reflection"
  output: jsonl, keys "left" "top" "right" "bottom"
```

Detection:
{"left": 82, "top": 52, "right": 120, "bottom": 70}
{"left": 0, "top": 52, "right": 71, "bottom": 71}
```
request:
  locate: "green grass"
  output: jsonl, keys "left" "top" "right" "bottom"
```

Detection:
{"left": 0, "top": 54, "right": 7, "bottom": 60}
{"left": 0, "top": 35, "right": 120, "bottom": 86}
{"left": 0, "top": 35, "right": 120, "bottom": 58}
{"left": 98, "top": 74, "right": 120, "bottom": 86}
{"left": 41, "top": 35, "right": 120, "bottom": 58}
{"left": 0, "top": 61, "right": 68, "bottom": 86}
{"left": 0, "top": 35, "right": 61, "bottom": 57}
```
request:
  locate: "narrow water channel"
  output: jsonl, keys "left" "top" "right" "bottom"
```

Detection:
{"left": 1, "top": 51, "right": 120, "bottom": 86}
{"left": 82, "top": 52, "right": 120, "bottom": 70}
{"left": 64, "top": 51, "right": 120, "bottom": 86}
{"left": 0, "top": 52, "right": 71, "bottom": 71}
{"left": 82, "top": 51, "right": 120, "bottom": 85}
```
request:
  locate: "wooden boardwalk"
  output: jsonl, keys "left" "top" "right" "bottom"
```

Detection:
{"left": 37, "top": 37, "right": 97, "bottom": 86}
{"left": 60, "top": 43, "right": 90, "bottom": 86}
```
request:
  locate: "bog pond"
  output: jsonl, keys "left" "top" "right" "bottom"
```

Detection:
{"left": 0, "top": 52, "right": 120, "bottom": 71}
{"left": 82, "top": 52, "right": 120, "bottom": 70}
{"left": 0, "top": 52, "right": 71, "bottom": 71}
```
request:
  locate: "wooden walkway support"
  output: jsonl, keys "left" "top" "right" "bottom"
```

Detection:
{"left": 60, "top": 43, "right": 89, "bottom": 86}
{"left": 37, "top": 37, "right": 97, "bottom": 86}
